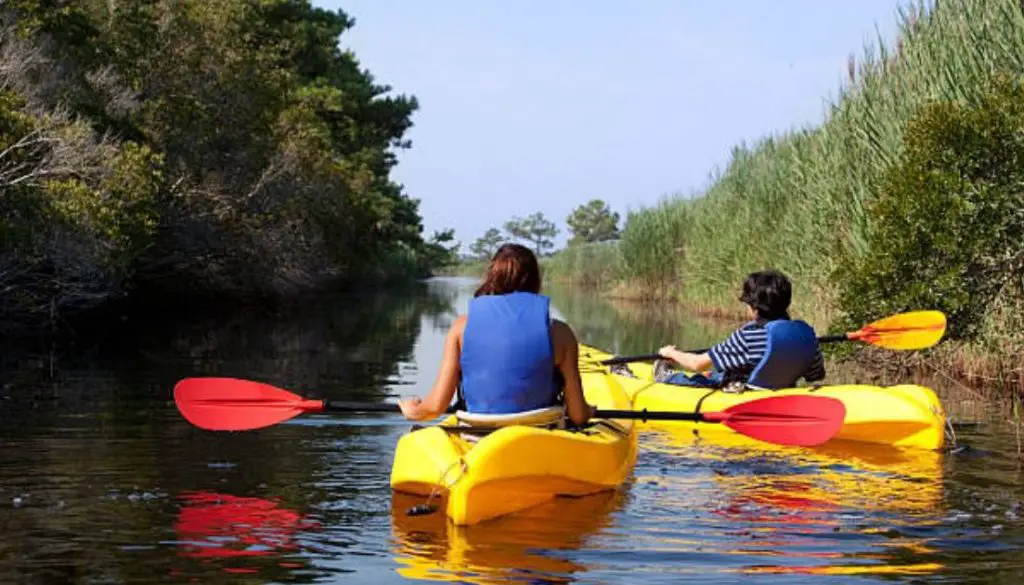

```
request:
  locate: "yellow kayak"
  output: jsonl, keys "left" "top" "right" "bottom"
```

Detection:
{"left": 389, "top": 369, "right": 638, "bottom": 526}
{"left": 578, "top": 344, "right": 946, "bottom": 450}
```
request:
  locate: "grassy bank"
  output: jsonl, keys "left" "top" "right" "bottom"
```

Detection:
{"left": 543, "top": 0, "right": 1024, "bottom": 398}
{"left": 540, "top": 241, "right": 622, "bottom": 289}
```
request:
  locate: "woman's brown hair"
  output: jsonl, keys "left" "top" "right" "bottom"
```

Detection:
{"left": 474, "top": 243, "right": 542, "bottom": 297}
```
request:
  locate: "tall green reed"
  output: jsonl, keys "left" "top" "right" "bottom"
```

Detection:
{"left": 542, "top": 240, "right": 623, "bottom": 289}
{"left": 617, "top": 0, "right": 1024, "bottom": 326}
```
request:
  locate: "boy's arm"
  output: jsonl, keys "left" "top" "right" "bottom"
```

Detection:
{"left": 660, "top": 325, "right": 754, "bottom": 375}
{"left": 658, "top": 346, "right": 714, "bottom": 372}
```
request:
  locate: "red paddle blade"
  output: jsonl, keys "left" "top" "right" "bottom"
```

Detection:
{"left": 703, "top": 395, "right": 846, "bottom": 447}
{"left": 174, "top": 377, "right": 324, "bottom": 431}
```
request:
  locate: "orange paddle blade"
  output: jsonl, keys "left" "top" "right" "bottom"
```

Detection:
{"left": 848, "top": 310, "right": 946, "bottom": 350}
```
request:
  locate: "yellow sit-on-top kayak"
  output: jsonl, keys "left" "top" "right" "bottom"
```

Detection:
{"left": 389, "top": 369, "right": 638, "bottom": 526}
{"left": 578, "top": 344, "right": 946, "bottom": 451}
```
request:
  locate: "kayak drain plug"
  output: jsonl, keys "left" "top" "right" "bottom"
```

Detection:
{"left": 406, "top": 504, "right": 439, "bottom": 516}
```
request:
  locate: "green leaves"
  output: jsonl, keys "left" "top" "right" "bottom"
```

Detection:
{"left": 836, "top": 74, "right": 1024, "bottom": 340}
{"left": 469, "top": 228, "right": 505, "bottom": 261}
{"left": 0, "top": 0, "right": 448, "bottom": 333}
{"left": 504, "top": 212, "right": 559, "bottom": 256}
{"left": 566, "top": 199, "right": 620, "bottom": 245}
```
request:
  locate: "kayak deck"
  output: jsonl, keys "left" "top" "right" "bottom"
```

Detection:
{"left": 578, "top": 344, "right": 946, "bottom": 451}
{"left": 389, "top": 370, "right": 638, "bottom": 525}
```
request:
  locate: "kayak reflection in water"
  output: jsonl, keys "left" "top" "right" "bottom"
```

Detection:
{"left": 645, "top": 270, "right": 826, "bottom": 392}
{"left": 397, "top": 243, "right": 595, "bottom": 426}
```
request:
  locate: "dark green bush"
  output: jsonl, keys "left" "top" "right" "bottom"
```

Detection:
{"left": 835, "top": 74, "right": 1024, "bottom": 339}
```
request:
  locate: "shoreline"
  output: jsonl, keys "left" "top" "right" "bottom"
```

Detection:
{"left": 546, "top": 276, "right": 1024, "bottom": 416}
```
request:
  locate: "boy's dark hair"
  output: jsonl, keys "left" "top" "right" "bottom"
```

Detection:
{"left": 739, "top": 270, "right": 792, "bottom": 320}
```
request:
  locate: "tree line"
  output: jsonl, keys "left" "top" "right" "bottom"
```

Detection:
{"left": 0, "top": 1, "right": 456, "bottom": 335}
{"left": 467, "top": 199, "right": 621, "bottom": 260}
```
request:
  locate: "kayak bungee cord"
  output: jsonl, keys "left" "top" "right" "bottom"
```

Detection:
{"left": 406, "top": 458, "right": 468, "bottom": 517}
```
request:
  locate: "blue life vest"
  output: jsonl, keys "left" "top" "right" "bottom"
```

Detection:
{"left": 746, "top": 320, "right": 818, "bottom": 389}
{"left": 460, "top": 292, "right": 559, "bottom": 414}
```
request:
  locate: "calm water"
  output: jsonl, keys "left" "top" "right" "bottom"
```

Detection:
{"left": 1, "top": 277, "right": 1023, "bottom": 584}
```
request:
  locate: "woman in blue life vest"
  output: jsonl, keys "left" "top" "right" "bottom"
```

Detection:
{"left": 397, "top": 244, "right": 595, "bottom": 426}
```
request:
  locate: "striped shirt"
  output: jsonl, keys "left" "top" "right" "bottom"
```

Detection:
{"left": 708, "top": 320, "right": 826, "bottom": 385}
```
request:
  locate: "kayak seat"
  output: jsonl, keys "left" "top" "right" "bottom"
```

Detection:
{"left": 455, "top": 406, "right": 565, "bottom": 428}
{"left": 454, "top": 406, "right": 566, "bottom": 443}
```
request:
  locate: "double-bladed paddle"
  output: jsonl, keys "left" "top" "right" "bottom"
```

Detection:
{"left": 597, "top": 310, "right": 947, "bottom": 366}
{"left": 173, "top": 377, "right": 846, "bottom": 447}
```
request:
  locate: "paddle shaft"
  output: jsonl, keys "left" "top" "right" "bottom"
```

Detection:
{"left": 599, "top": 333, "right": 850, "bottom": 366}
{"left": 593, "top": 409, "right": 725, "bottom": 422}
{"left": 324, "top": 401, "right": 457, "bottom": 415}
{"left": 324, "top": 401, "right": 721, "bottom": 423}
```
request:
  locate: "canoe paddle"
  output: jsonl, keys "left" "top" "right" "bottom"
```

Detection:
{"left": 598, "top": 310, "right": 947, "bottom": 366}
{"left": 173, "top": 378, "right": 846, "bottom": 447}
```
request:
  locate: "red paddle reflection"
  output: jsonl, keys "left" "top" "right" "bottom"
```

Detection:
{"left": 712, "top": 480, "right": 840, "bottom": 525}
{"left": 175, "top": 491, "right": 320, "bottom": 559}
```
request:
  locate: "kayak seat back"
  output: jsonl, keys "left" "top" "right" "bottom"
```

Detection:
{"left": 454, "top": 406, "right": 565, "bottom": 443}
{"left": 455, "top": 405, "right": 565, "bottom": 428}
{"left": 746, "top": 320, "right": 818, "bottom": 390}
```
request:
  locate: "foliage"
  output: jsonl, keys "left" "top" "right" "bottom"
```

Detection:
{"left": 566, "top": 199, "right": 620, "bottom": 245}
{"left": 504, "top": 212, "right": 559, "bottom": 256}
{"left": 0, "top": 79, "right": 163, "bottom": 331}
{"left": 0, "top": 1, "right": 452, "bottom": 333}
{"left": 835, "top": 74, "right": 1024, "bottom": 340}
{"left": 469, "top": 227, "right": 505, "bottom": 260}
{"left": 415, "top": 229, "right": 460, "bottom": 276}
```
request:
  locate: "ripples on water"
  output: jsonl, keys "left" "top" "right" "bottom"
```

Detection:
{"left": 1, "top": 278, "right": 1024, "bottom": 584}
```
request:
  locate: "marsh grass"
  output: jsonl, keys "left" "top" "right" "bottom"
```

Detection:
{"left": 616, "top": 0, "right": 1024, "bottom": 317}
{"left": 542, "top": 0, "right": 1024, "bottom": 401}
{"left": 541, "top": 241, "right": 622, "bottom": 289}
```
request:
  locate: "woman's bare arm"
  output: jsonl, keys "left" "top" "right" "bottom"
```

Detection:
{"left": 552, "top": 319, "right": 595, "bottom": 426}
{"left": 398, "top": 316, "right": 465, "bottom": 420}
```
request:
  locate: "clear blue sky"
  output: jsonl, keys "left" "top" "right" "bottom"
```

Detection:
{"left": 315, "top": 1, "right": 906, "bottom": 248}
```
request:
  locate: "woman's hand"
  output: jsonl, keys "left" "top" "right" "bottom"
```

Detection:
{"left": 398, "top": 396, "right": 424, "bottom": 420}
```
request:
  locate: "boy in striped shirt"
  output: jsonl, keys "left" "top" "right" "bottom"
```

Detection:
{"left": 654, "top": 270, "right": 825, "bottom": 391}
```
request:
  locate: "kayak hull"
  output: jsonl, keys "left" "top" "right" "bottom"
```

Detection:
{"left": 579, "top": 344, "right": 946, "bottom": 451}
{"left": 389, "top": 370, "right": 637, "bottom": 525}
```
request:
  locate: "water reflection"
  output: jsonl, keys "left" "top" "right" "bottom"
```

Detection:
{"left": 1, "top": 277, "right": 1023, "bottom": 584}
{"left": 630, "top": 428, "right": 950, "bottom": 578}
{"left": 390, "top": 490, "right": 625, "bottom": 584}
{"left": 545, "top": 282, "right": 734, "bottom": 356}
{"left": 175, "top": 491, "right": 321, "bottom": 559}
